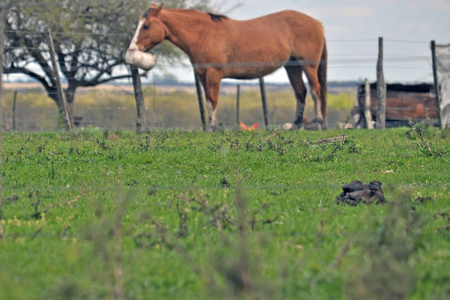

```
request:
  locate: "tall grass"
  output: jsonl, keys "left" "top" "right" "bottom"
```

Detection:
{"left": 1, "top": 84, "right": 355, "bottom": 131}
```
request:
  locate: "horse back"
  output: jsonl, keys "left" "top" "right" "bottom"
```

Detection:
{"left": 219, "top": 10, "right": 324, "bottom": 57}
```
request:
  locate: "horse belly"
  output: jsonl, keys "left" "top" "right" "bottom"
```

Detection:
{"left": 223, "top": 46, "right": 290, "bottom": 79}
{"left": 224, "top": 64, "right": 284, "bottom": 80}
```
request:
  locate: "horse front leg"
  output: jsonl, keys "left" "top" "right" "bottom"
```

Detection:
{"left": 206, "top": 99, "right": 218, "bottom": 131}
{"left": 199, "top": 69, "right": 222, "bottom": 131}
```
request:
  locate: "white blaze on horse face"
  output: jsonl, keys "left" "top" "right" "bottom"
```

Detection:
{"left": 128, "top": 19, "right": 144, "bottom": 51}
{"left": 125, "top": 19, "right": 158, "bottom": 70}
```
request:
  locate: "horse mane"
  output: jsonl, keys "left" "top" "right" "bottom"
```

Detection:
{"left": 208, "top": 13, "right": 228, "bottom": 22}
{"left": 143, "top": 8, "right": 228, "bottom": 23}
{"left": 143, "top": 8, "right": 152, "bottom": 18}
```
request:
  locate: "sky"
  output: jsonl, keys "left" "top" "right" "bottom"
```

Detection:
{"left": 173, "top": 0, "right": 450, "bottom": 84}
{"left": 3, "top": 0, "right": 450, "bottom": 85}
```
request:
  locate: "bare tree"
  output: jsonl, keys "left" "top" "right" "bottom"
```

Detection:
{"left": 3, "top": 0, "right": 211, "bottom": 127}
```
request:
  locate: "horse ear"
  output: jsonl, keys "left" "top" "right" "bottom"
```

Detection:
{"left": 150, "top": 4, "right": 156, "bottom": 9}
{"left": 155, "top": 3, "right": 164, "bottom": 15}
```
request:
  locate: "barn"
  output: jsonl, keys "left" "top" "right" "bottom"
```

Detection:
{"left": 355, "top": 82, "right": 439, "bottom": 128}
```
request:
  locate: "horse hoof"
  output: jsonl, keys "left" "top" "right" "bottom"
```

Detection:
{"left": 311, "top": 118, "right": 323, "bottom": 131}
{"left": 283, "top": 123, "right": 304, "bottom": 130}
{"left": 283, "top": 123, "right": 293, "bottom": 130}
{"left": 312, "top": 121, "right": 322, "bottom": 131}
{"left": 292, "top": 124, "right": 305, "bottom": 130}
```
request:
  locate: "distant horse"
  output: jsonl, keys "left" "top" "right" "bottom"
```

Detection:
{"left": 126, "top": 4, "right": 327, "bottom": 130}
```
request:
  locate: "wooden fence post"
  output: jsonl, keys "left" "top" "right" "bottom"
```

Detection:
{"left": 0, "top": 5, "right": 6, "bottom": 133}
{"left": 236, "top": 84, "right": 241, "bottom": 124}
{"left": 376, "top": 37, "right": 386, "bottom": 129}
{"left": 259, "top": 77, "right": 269, "bottom": 129}
{"left": 364, "top": 79, "right": 374, "bottom": 129}
{"left": 12, "top": 91, "right": 18, "bottom": 130}
{"left": 46, "top": 28, "right": 72, "bottom": 130}
{"left": 431, "top": 40, "right": 443, "bottom": 129}
{"left": 130, "top": 65, "right": 146, "bottom": 132}
{"left": 194, "top": 71, "right": 206, "bottom": 131}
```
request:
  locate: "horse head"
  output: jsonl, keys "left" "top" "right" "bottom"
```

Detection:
{"left": 135, "top": 4, "right": 166, "bottom": 52}
{"left": 125, "top": 4, "right": 165, "bottom": 70}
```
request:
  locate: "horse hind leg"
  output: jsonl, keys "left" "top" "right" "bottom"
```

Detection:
{"left": 303, "top": 65, "right": 324, "bottom": 130}
{"left": 285, "top": 64, "right": 307, "bottom": 130}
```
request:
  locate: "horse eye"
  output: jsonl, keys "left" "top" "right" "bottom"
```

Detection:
{"left": 143, "top": 24, "right": 150, "bottom": 30}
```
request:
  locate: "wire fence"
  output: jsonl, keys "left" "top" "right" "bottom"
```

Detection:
{"left": 0, "top": 89, "right": 358, "bottom": 132}
{"left": 1, "top": 3, "right": 440, "bottom": 132}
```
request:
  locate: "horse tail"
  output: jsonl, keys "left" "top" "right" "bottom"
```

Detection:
{"left": 318, "top": 40, "right": 327, "bottom": 128}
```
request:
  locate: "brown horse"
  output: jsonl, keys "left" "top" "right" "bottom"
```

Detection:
{"left": 127, "top": 4, "right": 327, "bottom": 130}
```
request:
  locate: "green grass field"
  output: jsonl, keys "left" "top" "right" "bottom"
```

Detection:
{"left": 1, "top": 126, "right": 449, "bottom": 299}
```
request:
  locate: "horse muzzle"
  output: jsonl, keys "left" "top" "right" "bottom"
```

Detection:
{"left": 125, "top": 49, "right": 158, "bottom": 70}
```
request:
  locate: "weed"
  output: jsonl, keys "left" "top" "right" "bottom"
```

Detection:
{"left": 0, "top": 195, "right": 20, "bottom": 239}
{"left": 405, "top": 119, "right": 433, "bottom": 140}
{"left": 174, "top": 190, "right": 189, "bottom": 238}
{"left": 30, "top": 191, "right": 54, "bottom": 219}
{"left": 248, "top": 201, "right": 279, "bottom": 231}
{"left": 220, "top": 176, "right": 230, "bottom": 187}
{"left": 96, "top": 138, "right": 112, "bottom": 151}
{"left": 133, "top": 214, "right": 175, "bottom": 250}
{"left": 17, "top": 135, "right": 31, "bottom": 156}
{"left": 345, "top": 136, "right": 362, "bottom": 153}
{"left": 406, "top": 119, "right": 446, "bottom": 157}
{"left": 0, "top": 195, "right": 20, "bottom": 219}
